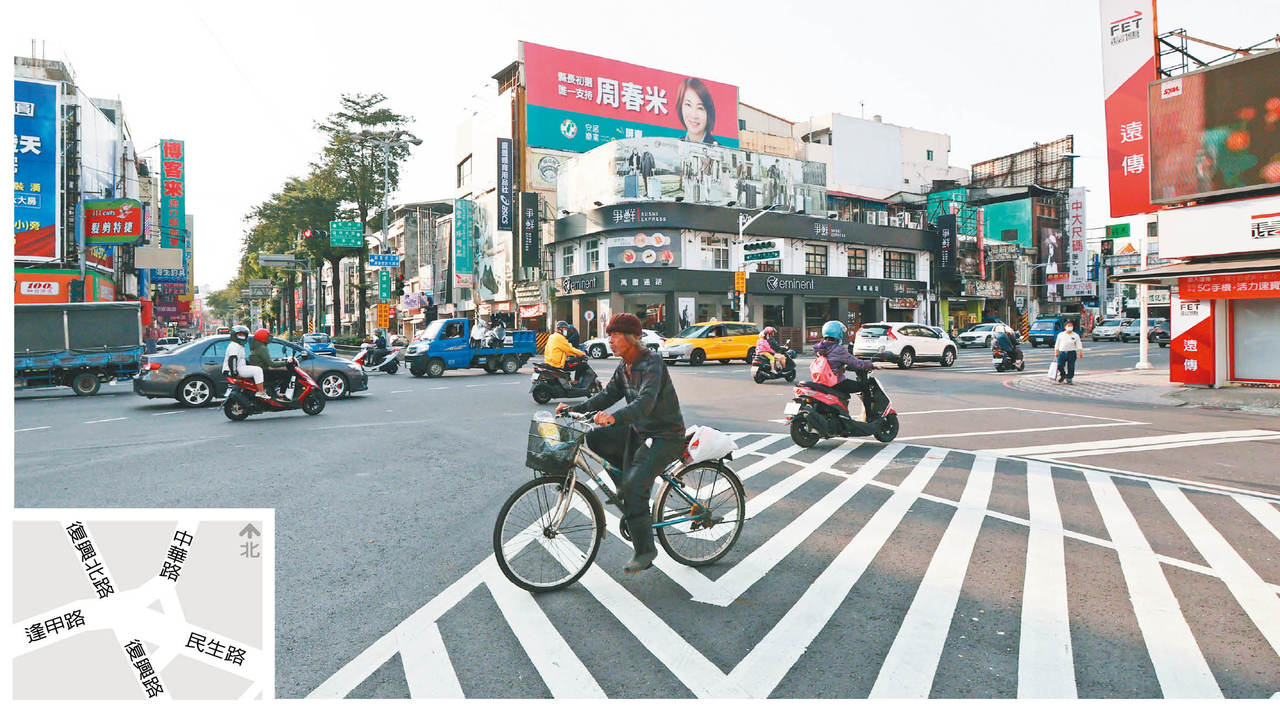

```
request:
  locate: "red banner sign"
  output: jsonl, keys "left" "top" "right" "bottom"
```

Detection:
{"left": 1098, "top": 0, "right": 1158, "bottom": 218}
{"left": 1171, "top": 295, "right": 1214, "bottom": 384}
{"left": 1178, "top": 271, "right": 1280, "bottom": 300}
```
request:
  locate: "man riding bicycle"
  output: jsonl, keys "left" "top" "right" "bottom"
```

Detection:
{"left": 557, "top": 313, "right": 685, "bottom": 574}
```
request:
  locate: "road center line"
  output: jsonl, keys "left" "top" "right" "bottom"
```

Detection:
{"left": 154, "top": 411, "right": 185, "bottom": 416}
{"left": 988, "top": 429, "right": 1279, "bottom": 457}
{"left": 84, "top": 417, "right": 127, "bottom": 424}
{"left": 391, "top": 390, "right": 412, "bottom": 394}
{"left": 899, "top": 421, "right": 1147, "bottom": 441}
{"left": 15, "top": 426, "right": 51, "bottom": 433}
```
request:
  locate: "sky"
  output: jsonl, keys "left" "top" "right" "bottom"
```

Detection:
{"left": 12, "top": 0, "right": 1280, "bottom": 291}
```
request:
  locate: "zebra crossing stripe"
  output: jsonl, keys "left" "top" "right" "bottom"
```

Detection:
{"left": 1149, "top": 482, "right": 1280, "bottom": 659}
{"left": 486, "top": 571, "right": 607, "bottom": 697}
{"left": 719, "top": 448, "right": 948, "bottom": 697}
{"left": 1082, "top": 470, "right": 1222, "bottom": 698}
{"left": 1233, "top": 495, "right": 1280, "bottom": 541}
{"left": 870, "top": 454, "right": 997, "bottom": 698}
{"left": 399, "top": 623, "right": 464, "bottom": 698}
{"left": 1017, "top": 460, "right": 1077, "bottom": 699}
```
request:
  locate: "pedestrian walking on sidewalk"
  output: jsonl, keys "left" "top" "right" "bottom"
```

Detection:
{"left": 1054, "top": 320, "right": 1084, "bottom": 384}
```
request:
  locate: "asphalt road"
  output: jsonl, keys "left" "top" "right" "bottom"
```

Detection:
{"left": 13, "top": 340, "right": 1280, "bottom": 699}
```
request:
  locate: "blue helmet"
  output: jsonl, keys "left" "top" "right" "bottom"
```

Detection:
{"left": 821, "top": 320, "right": 846, "bottom": 340}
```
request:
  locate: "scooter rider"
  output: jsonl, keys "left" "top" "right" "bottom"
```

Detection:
{"left": 546, "top": 321, "right": 587, "bottom": 386}
{"left": 994, "top": 325, "right": 1022, "bottom": 363}
{"left": 221, "top": 325, "right": 270, "bottom": 399}
{"left": 813, "top": 320, "right": 877, "bottom": 401}
{"left": 556, "top": 313, "right": 685, "bottom": 575}
{"left": 248, "top": 328, "right": 290, "bottom": 397}
{"left": 756, "top": 326, "right": 788, "bottom": 372}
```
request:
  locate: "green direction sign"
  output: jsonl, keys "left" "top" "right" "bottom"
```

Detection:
{"left": 330, "top": 220, "right": 363, "bottom": 248}
{"left": 743, "top": 239, "right": 781, "bottom": 263}
{"left": 744, "top": 250, "right": 781, "bottom": 262}
{"left": 1106, "top": 223, "right": 1130, "bottom": 239}
{"left": 379, "top": 269, "right": 391, "bottom": 301}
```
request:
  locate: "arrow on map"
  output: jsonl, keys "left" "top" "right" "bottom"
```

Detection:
{"left": 239, "top": 524, "right": 260, "bottom": 539}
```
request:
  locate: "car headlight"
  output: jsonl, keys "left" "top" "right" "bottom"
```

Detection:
{"left": 665, "top": 343, "right": 690, "bottom": 354}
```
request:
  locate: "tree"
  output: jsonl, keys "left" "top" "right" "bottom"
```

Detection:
{"left": 315, "top": 93, "right": 415, "bottom": 337}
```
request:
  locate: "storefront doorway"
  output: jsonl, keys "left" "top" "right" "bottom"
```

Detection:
{"left": 1230, "top": 297, "right": 1280, "bottom": 383}
{"left": 624, "top": 294, "right": 667, "bottom": 331}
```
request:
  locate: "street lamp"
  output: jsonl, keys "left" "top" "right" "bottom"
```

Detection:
{"left": 736, "top": 204, "right": 781, "bottom": 321}
{"left": 355, "top": 129, "right": 422, "bottom": 338}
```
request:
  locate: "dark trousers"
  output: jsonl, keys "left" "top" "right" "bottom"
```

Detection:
{"left": 832, "top": 379, "right": 865, "bottom": 398}
{"left": 1057, "top": 351, "right": 1077, "bottom": 380}
{"left": 585, "top": 425, "right": 685, "bottom": 553}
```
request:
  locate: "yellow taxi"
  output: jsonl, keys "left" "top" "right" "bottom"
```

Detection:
{"left": 658, "top": 320, "right": 760, "bottom": 366}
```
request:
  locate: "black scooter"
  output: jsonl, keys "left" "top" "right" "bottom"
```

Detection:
{"left": 785, "top": 369, "right": 899, "bottom": 446}
{"left": 992, "top": 345, "right": 1025, "bottom": 372}
{"left": 751, "top": 341, "right": 798, "bottom": 383}
{"left": 530, "top": 355, "right": 602, "bottom": 404}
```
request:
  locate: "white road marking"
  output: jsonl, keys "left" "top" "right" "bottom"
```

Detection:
{"left": 399, "top": 622, "right": 463, "bottom": 698}
{"left": 719, "top": 448, "right": 947, "bottom": 697}
{"left": 430, "top": 387, "right": 449, "bottom": 390}
{"left": 871, "top": 454, "right": 996, "bottom": 698}
{"left": 897, "top": 407, "right": 1011, "bottom": 415}
{"left": 485, "top": 573, "right": 606, "bottom": 698}
{"left": 1234, "top": 495, "right": 1280, "bottom": 541}
{"left": 1032, "top": 456, "right": 1280, "bottom": 504}
{"left": 84, "top": 417, "right": 127, "bottom": 424}
{"left": 1083, "top": 470, "right": 1222, "bottom": 698}
{"left": 391, "top": 390, "right": 412, "bottom": 394}
{"left": 989, "top": 429, "right": 1280, "bottom": 457}
{"left": 1150, "top": 481, "right": 1280, "bottom": 659}
{"left": 900, "top": 421, "right": 1146, "bottom": 441}
{"left": 1017, "top": 460, "right": 1076, "bottom": 699}
{"left": 154, "top": 411, "right": 185, "bottom": 416}
{"left": 1037, "top": 434, "right": 1280, "bottom": 459}
{"left": 15, "top": 426, "right": 50, "bottom": 433}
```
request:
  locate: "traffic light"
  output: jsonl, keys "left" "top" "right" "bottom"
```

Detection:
{"left": 395, "top": 275, "right": 405, "bottom": 297}
{"left": 743, "top": 239, "right": 781, "bottom": 262}
{"left": 68, "top": 279, "right": 85, "bottom": 303}
{"left": 302, "top": 228, "right": 328, "bottom": 241}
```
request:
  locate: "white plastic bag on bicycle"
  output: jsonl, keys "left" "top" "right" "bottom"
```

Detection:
{"left": 685, "top": 425, "right": 736, "bottom": 462}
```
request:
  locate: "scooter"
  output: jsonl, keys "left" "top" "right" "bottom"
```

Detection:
{"left": 784, "top": 369, "right": 899, "bottom": 446}
{"left": 992, "top": 345, "right": 1025, "bottom": 372}
{"left": 751, "top": 341, "right": 798, "bottom": 384}
{"left": 530, "top": 355, "right": 602, "bottom": 404}
{"left": 353, "top": 341, "right": 402, "bottom": 374}
{"left": 223, "top": 357, "right": 325, "bottom": 421}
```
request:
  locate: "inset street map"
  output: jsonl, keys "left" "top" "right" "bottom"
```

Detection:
{"left": 13, "top": 509, "right": 273, "bottom": 700}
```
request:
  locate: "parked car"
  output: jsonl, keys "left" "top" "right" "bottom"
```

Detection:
{"left": 581, "top": 329, "right": 665, "bottom": 359}
{"left": 1120, "top": 319, "right": 1146, "bottom": 342}
{"left": 1148, "top": 319, "right": 1171, "bottom": 348}
{"left": 659, "top": 321, "right": 758, "bottom": 366}
{"left": 955, "top": 323, "right": 1003, "bottom": 349}
{"left": 853, "top": 322, "right": 957, "bottom": 369}
{"left": 1091, "top": 318, "right": 1132, "bottom": 342}
{"left": 1028, "top": 317, "right": 1067, "bottom": 347}
{"left": 133, "top": 335, "right": 368, "bottom": 407}
{"left": 301, "top": 332, "right": 337, "bottom": 356}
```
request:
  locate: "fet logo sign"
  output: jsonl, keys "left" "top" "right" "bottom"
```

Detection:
{"left": 19, "top": 281, "right": 59, "bottom": 296}
{"left": 1109, "top": 9, "right": 1143, "bottom": 44}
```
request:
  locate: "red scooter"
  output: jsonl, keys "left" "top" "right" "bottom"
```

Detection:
{"left": 223, "top": 357, "right": 326, "bottom": 421}
{"left": 784, "top": 369, "right": 899, "bottom": 447}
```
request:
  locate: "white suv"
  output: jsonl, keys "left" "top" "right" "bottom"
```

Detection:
{"left": 852, "top": 322, "right": 957, "bottom": 369}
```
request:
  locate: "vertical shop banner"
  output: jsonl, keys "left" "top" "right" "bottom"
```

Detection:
{"left": 1067, "top": 187, "right": 1088, "bottom": 285}
{"left": 1171, "top": 292, "right": 1214, "bottom": 384}
{"left": 520, "top": 191, "right": 541, "bottom": 269}
{"left": 522, "top": 41, "right": 739, "bottom": 153}
{"left": 935, "top": 214, "right": 958, "bottom": 279}
{"left": 454, "top": 199, "right": 475, "bottom": 288}
{"left": 497, "top": 138, "right": 513, "bottom": 231}
{"left": 14, "top": 78, "right": 61, "bottom": 261}
{"left": 1098, "top": 0, "right": 1158, "bottom": 218}
{"left": 159, "top": 140, "right": 185, "bottom": 248}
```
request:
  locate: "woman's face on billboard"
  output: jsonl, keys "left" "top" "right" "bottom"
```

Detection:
{"left": 682, "top": 93, "right": 707, "bottom": 137}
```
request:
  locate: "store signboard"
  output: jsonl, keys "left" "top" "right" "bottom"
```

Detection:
{"left": 1159, "top": 194, "right": 1280, "bottom": 259}
{"left": 936, "top": 214, "right": 958, "bottom": 278}
{"left": 14, "top": 78, "right": 60, "bottom": 262}
{"left": 497, "top": 138, "right": 513, "bottom": 231}
{"left": 1064, "top": 281, "right": 1096, "bottom": 297}
{"left": 454, "top": 199, "right": 475, "bottom": 288}
{"left": 988, "top": 242, "right": 1020, "bottom": 261}
{"left": 1179, "top": 271, "right": 1280, "bottom": 300}
{"left": 1098, "top": 0, "right": 1158, "bottom": 217}
{"left": 1067, "top": 188, "right": 1088, "bottom": 284}
{"left": 1171, "top": 295, "right": 1214, "bottom": 384}
{"left": 961, "top": 279, "right": 1004, "bottom": 298}
{"left": 520, "top": 192, "right": 541, "bottom": 269}
{"left": 522, "top": 41, "right": 739, "bottom": 153}
{"left": 607, "top": 232, "right": 680, "bottom": 268}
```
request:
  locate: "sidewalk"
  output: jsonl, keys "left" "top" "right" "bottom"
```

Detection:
{"left": 1006, "top": 367, "right": 1280, "bottom": 414}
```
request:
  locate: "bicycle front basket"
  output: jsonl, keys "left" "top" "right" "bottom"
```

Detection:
{"left": 525, "top": 417, "right": 589, "bottom": 475}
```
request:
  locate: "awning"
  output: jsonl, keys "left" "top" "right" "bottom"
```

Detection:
{"left": 1111, "top": 255, "right": 1280, "bottom": 285}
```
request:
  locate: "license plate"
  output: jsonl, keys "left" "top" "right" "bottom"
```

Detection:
{"left": 783, "top": 402, "right": 800, "bottom": 416}
{"left": 992, "top": 359, "right": 1002, "bottom": 365}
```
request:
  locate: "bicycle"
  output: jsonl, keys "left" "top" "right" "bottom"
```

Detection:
{"left": 493, "top": 411, "right": 747, "bottom": 593}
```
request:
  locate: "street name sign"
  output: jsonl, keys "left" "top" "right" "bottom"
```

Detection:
{"left": 369, "top": 253, "right": 400, "bottom": 267}
{"left": 379, "top": 269, "right": 391, "bottom": 301}
{"left": 329, "top": 221, "right": 363, "bottom": 248}
{"left": 742, "top": 239, "right": 781, "bottom": 263}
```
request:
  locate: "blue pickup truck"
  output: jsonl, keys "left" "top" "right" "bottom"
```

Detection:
{"left": 404, "top": 318, "right": 536, "bottom": 377}
{"left": 15, "top": 302, "right": 145, "bottom": 396}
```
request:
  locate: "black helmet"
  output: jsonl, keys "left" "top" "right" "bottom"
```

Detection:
{"left": 230, "top": 325, "right": 250, "bottom": 344}
{"left": 555, "top": 320, "right": 570, "bottom": 332}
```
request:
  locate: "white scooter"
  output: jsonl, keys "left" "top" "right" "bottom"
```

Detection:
{"left": 352, "top": 341, "right": 402, "bottom": 374}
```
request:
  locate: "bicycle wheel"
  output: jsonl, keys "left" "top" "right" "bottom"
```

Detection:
{"left": 653, "top": 461, "right": 745, "bottom": 567}
{"left": 493, "top": 475, "right": 605, "bottom": 593}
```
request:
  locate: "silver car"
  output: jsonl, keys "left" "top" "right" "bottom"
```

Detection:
{"left": 1091, "top": 318, "right": 1132, "bottom": 342}
{"left": 133, "top": 335, "right": 368, "bottom": 407}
